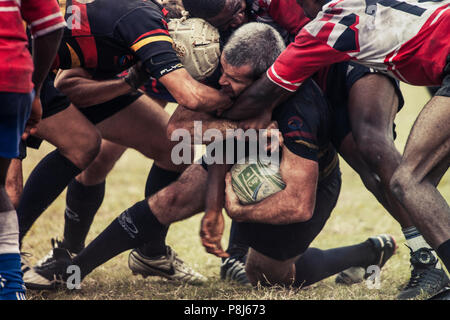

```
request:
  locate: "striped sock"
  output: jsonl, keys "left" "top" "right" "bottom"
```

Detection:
{"left": 0, "top": 253, "right": 26, "bottom": 300}
{"left": 402, "top": 226, "right": 442, "bottom": 269}
{"left": 0, "top": 210, "right": 25, "bottom": 300}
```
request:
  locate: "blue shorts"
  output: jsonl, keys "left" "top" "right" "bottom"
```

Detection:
{"left": 0, "top": 91, "right": 32, "bottom": 159}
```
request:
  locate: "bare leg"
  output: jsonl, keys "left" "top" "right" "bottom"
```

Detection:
{"left": 5, "top": 159, "right": 23, "bottom": 209}
{"left": 149, "top": 164, "right": 207, "bottom": 225}
{"left": 391, "top": 96, "right": 450, "bottom": 248}
{"left": 349, "top": 74, "right": 414, "bottom": 228}
{"left": 245, "top": 248, "right": 297, "bottom": 286}
{"left": 96, "top": 95, "right": 188, "bottom": 172}
{"left": 75, "top": 139, "right": 127, "bottom": 186}
{"left": 35, "top": 105, "right": 101, "bottom": 170}
{"left": 339, "top": 133, "right": 395, "bottom": 215}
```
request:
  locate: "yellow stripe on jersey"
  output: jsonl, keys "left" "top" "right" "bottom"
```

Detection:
{"left": 131, "top": 35, "right": 174, "bottom": 52}
{"left": 294, "top": 140, "right": 319, "bottom": 150}
{"left": 319, "top": 153, "right": 339, "bottom": 181}
{"left": 67, "top": 43, "right": 81, "bottom": 68}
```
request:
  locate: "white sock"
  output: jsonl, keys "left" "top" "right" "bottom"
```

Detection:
{"left": 402, "top": 226, "right": 442, "bottom": 269}
{"left": 0, "top": 210, "right": 20, "bottom": 254}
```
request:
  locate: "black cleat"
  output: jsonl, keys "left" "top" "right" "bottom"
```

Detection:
{"left": 24, "top": 247, "right": 73, "bottom": 290}
{"left": 336, "top": 234, "right": 396, "bottom": 285}
{"left": 397, "top": 247, "right": 450, "bottom": 300}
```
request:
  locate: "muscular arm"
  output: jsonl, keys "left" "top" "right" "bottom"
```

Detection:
{"left": 167, "top": 105, "right": 240, "bottom": 141}
{"left": 200, "top": 163, "right": 233, "bottom": 257}
{"left": 159, "top": 68, "right": 232, "bottom": 113}
{"left": 54, "top": 68, "right": 134, "bottom": 108}
{"left": 32, "top": 29, "right": 63, "bottom": 95}
{"left": 225, "top": 146, "right": 318, "bottom": 225}
{"left": 221, "top": 73, "right": 293, "bottom": 121}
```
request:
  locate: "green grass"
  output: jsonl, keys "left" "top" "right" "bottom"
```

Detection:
{"left": 21, "top": 84, "right": 449, "bottom": 300}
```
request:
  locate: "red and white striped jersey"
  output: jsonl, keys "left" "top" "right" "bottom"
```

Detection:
{"left": 0, "top": 0, "right": 66, "bottom": 93}
{"left": 267, "top": 0, "right": 450, "bottom": 91}
{"left": 252, "top": 0, "right": 310, "bottom": 35}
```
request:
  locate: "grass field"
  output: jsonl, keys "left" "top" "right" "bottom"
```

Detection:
{"left": 21, "top": 84, "right": 449, "bottom": 300}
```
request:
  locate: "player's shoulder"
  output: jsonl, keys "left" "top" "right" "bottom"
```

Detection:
{"left": 84, "top": 0, "right": 164, "bottom": 22}
{"left": 275, "top": 78, "right": 330, "bottom": 130}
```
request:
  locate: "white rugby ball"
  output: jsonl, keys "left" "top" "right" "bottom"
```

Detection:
{"left": 230, "top": 160, "right": 286, "bottom": 205}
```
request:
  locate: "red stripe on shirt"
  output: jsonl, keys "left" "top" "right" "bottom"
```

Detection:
{"left": 72, "top": 2, "right": 98, "bottom": 68}
{"left": 132, "top": 29, "right": 170, "bottom": 45}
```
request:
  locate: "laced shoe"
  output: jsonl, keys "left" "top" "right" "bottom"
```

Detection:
{"left": 220, "top": 255, "right": 250, "bottom": 285}
{"left": 128, "top": 246, "right": 207, "bottom": 285}
{"left": 397, "top": 247, "right": 450, "bottom": 300}
{"left": 23, "top": 239, "right": 75, "bottom": 290}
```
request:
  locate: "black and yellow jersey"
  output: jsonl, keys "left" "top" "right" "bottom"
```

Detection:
{"left": 55, "top": 0, "right": 182, "bottom": 78}
{"left": 273, "top": 78, "right": 339, "bottom": 181}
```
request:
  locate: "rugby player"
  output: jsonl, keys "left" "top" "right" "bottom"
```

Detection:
{"left": 182, "top": 0, "right": 449, "bottom": 299}
{"left": 19, "top": 0, "right": 230, "bottom": 288}
{"left": 0, "top": 0, "right": 65, "bottom": 300}
{"left": 27, "top": 23, "right": 396, "bottom": 292}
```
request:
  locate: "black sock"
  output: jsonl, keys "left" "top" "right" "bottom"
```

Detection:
{"left": 73, "top": 200, "right": 167, "bottom": 278}
{"left": 225, "top": 221, "right": 249, "bottom": 260}
{"left": 144, "top": 164, "right": 181, "bottom": 198}
{"left": 293, "top": 241, "right": 376, "bottom": 287}
{"left": 61, "top": 179, "right": 105, "bottom": 254}
{"left": 18, "top": 150, "right": 82, "bottom": 244}
{"left": 437, "top": 239, "right": 450, "bottom": 272}
{"left": 138, "top": 165, "right": 181, "bottom": 257}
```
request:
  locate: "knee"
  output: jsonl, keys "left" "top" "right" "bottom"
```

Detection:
{"left": 60, "top": 130, "right": 101, "bottom": 169}
{"left": 355, "top": 131, "right": 385, "bottom": 160}
{"left": 148, "top": 189, "right": 179, "bottom": 225}
{"left": 244, "top": 259, "right": 264, "bottom": 286}
{"left": 390, "top": 166, "right": 415, "bottom": 202}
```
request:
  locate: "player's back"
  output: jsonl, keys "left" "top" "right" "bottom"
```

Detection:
{"left": 273, "top": 78, "right": 338, "bottom": 181}
{"left": 57, "top": 0, "right": 167, "bottom": 77}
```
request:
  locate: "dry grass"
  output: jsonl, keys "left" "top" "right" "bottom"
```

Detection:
{"left": 21, "top": 84, "right": 449, "bottom": 300}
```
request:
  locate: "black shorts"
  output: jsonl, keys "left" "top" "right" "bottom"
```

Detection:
{"left": 23, "top": 72, "right": 72, "bottom": 153}
{"left": 22, "top": 73, "right": 142, "bottom": 155}
{"left": 435, "top": 54, "right": 450, "bottom": 97}
{"left": 326, "top": 62, "right": 404, "bottom": 149}
{"left": 232, "top": 167, "right": 342, "bottom": 261}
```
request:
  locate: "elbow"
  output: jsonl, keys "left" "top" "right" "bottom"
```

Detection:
{"left": 176, "top": 96, "right": 202, "bottom": 111}
{"left": 293, "top": 206, "right": 314, "bottom": 223}
{"left": 290, "top": 197, "right": 315, "bottom": 223}
{"left": 166, "top": 120, "right": 179, "bottom": 139}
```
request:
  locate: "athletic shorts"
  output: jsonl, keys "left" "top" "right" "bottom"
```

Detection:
{"left": 326, "top": 62, "right": 404, "bottom": 149}
{"left": 435, "top": 54, "right": 450, "bottom": 97}
{"left": 22, "top": 73, "right": 143, "bottom": 155}
{"left": 0, "top": 91, "right": 33, "bottom": 159}
{"left": 233, "top": 167, "right": 342, "bottom": 261}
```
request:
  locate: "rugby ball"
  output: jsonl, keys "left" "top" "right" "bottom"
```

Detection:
{"left": 230, "top": 160, "right": 286, "bottom": 205}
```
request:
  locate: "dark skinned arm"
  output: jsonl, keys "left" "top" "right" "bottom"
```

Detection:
{"left": 55, "top": 68, "right": 134, "bottom": 108}
{"left": 23, "top": 28, "right": 63, "bottom": 139}
{"left": 221, "top": 74, "right": 293, "bottom": 123}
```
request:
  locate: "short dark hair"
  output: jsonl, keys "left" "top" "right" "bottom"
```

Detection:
{"left": 223, "top": 23, "right": 286, "bottom": 79}
{"left": 160, "top": 0, "right": 185, "bottom": 19}
{"left": 182, "top": 0, "right": 226, "bottom": 19}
